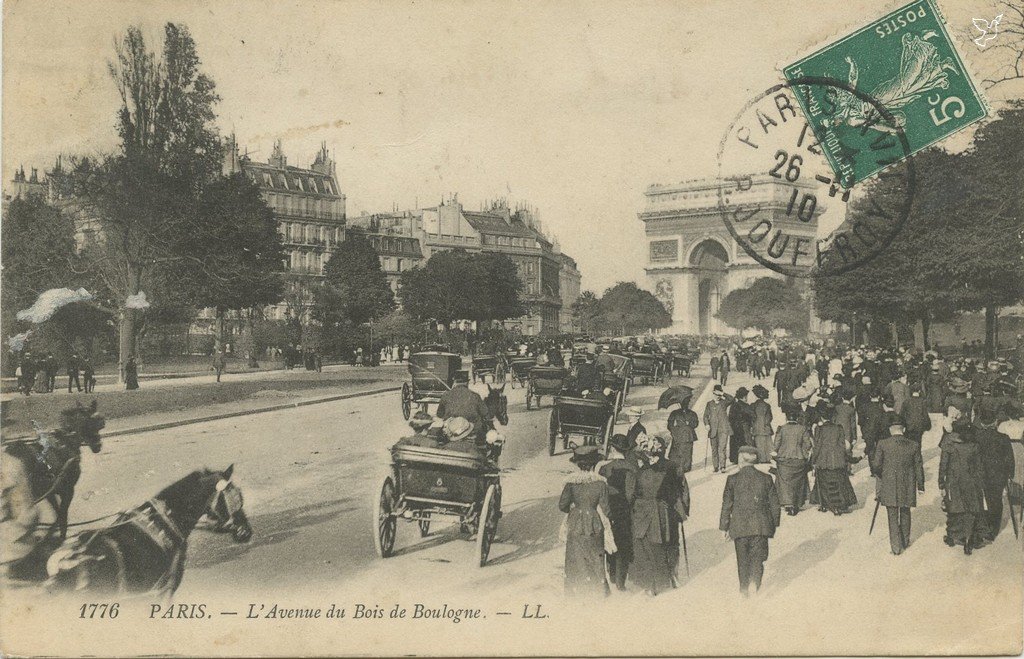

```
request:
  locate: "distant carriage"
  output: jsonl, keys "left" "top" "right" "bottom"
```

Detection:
{"left": 374, "top": 444, "right": 501, "bottom": 567}
{"left": 507, "top": 357, "right": 537, "bottom": 389}
{"left": 525, "top": 366, "right": 568, "bottom": 410}
{"left": 570, "top": 342, "right": 595, "bottom": 368}
{"left": 548, "top": 396, "right": 616, "bottom": 457}
{"left": 472, "top": 355, "right": 505, "bottom": 385}
{"left": 401, "top": 352, "right": 465, "bottom": 420}
{"left": 628, "top": 352, "right": 663, "bottom": 386}
{"left": 601, "top": 354, "right": 631, "bottom": 413}
{"left": 671, "top": 351, "right": 693, "bottom": 377}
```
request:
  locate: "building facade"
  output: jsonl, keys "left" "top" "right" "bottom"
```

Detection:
{"left": 222, "top": 138, "right": 346, "bottom": 320}
{"left": 640, "top": 176, "right": 820, "bottom": 335}
{"left": 556, "top": 251, "right": 582, "bottom": 333}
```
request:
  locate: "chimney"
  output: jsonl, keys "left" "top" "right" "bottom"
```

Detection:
{"left": 30, "top": 168, "right": 39, "bottom": 183}
{"left": 269, "top": 140, "right": 286, "bottom": 168}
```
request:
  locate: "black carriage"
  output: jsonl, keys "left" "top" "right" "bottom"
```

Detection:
{"left": 628, "top": 352, "right": 663, "bottom": 385}
{"left": 671, "top": 351, "right": 693, "bottom": 377}
{"left": 525, "top": 366, "right": 568, "bottom": 410}
{"left": 548, "top": 396, "right": 615, "bottom": 457}
{"left": 374, "top": 444, "right": 501, "bottom": 567}
{"left": 472, "top": 355, "right": 505, "bottom": 384}
{"left": 507, "top": 357, "right": 537, "bottom": 389}
{"left": 401, "top": 352, "right": 465, "bottom": 420}
{"left": 601, "top": 354, "right": 632, "bottom": 412}
{"left": 569, "top": 342, "right": 595, "bottom": 367}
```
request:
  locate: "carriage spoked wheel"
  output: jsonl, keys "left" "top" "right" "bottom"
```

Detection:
{"left": 548, "top": 409, "right": 559, "bottom": 456}
{"left": 401, "top": 383, "right": 412, "bottom": 420}
{"left": 526, "top": 381, "right": 534, "bottom": 410}
{"left": 373, "top": 477, "right": 398, "bottom": 558}
{"left": 418, "top": 519, "right": 431, "bottom": 537}
{"left": 476, "top": 483, "right": 502, "bottom": 567}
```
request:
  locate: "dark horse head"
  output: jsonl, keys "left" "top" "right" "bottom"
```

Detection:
{"left": 201, "top": 465, "right": 253, "bottom": 543}
{"left": 58, "top": 400, "right": 105, "bottom": 453}
{"left": 485, "top": 384, "right": 508, "bottom": 426}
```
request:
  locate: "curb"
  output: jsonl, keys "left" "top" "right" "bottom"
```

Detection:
{"left": 102, "top": 385, "right": 402, "bottom": 438}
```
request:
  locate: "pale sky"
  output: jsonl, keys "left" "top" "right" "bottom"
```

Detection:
{"left": 2, "top": 0, "right": 1015, "bottom": 292}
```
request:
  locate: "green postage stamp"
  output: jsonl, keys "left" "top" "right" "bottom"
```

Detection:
{"left": 784, "top": 0, "right": 987, "bottom": 187}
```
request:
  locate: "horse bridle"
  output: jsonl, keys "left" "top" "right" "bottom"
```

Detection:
{"left": 207, "top": 480, "right": 244, "bottom": 529}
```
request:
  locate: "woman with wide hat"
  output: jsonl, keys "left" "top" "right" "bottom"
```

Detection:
{"left": 809, "top": 400, "right": 857, "bottom": 515}
{"left": 627, "top": 433, "right": 689, "bottom": 595}
{"left": 751, "top": 384, "right": 774, "bottom": 463}
{"left": 772, "top": 408, "right": 812, "bottom": 516}
{"left": 559, "top": 445, "right": 612, "bottom": 597}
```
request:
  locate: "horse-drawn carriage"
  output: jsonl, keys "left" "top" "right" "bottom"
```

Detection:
{"left": 601, "top": 354, "right": 631, "bottom": 413}
{"left": 628, "top": 352, "right": 664, "bottom": 386}
{"left": 548, "top": 396, "right": 616, "bottom": 457}
{"left": 374, "top": 444, "right": 501, "bottom": 567}
{"left": 401, "top": 352, "right": 466, "bottom": 420}
{"left": 570, "top": 342, "right": 596, "bottom": 368}
{"left": 669, "top": 350, "right": 693, "bottom": 377}
{"left": 525, "top": 366, "right": 568, "bottom": 410}
{"left": 507, "top": 357, "right": 537, "bottom": 389}
{"left": 471, "top": 354, "right": 505, "bottom": 384}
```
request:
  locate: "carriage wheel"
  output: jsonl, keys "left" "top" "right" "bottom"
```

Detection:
{"left": 401, "top": 382, "right": 413, "bottom": 419}
{"left": 602, "top": 416, "right": 615, "bottom": 456}
{"left": 526, "top": 381, "right": 534, "bottom": 410}
{"left": 476, "top": 483, "right": 501, "bottom": 567}
{"left": 418, "top": 519, "right": 431, "bottom": 537}
{"left": 373, "top": 477, "right": 398, "bottom": 558}
{"left": 548, "top": 409, "right": 559, "bottom": 456}
{"left": 615, "top": 390, "right": 624, "bottom": 415}
{"left": 495, "top": 362, "right": 505, "bottom": 384}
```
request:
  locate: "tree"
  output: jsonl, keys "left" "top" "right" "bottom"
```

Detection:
{"left": 572, "top": 290, "right": 600, "bottom": 335}
{"left": 398, "top": 250, "right": 524, "bottom": 327}
{"left": 316, "top": 234, "right": 394, "bottom": 329}
{"left": 717, "top": 277, "right": 809, "bottom": 336}
{"left": 593, "top": 282, "right": 671, "bottom": 335}
{"left": 1, "top": 196, "right": 80, "bottom": 331}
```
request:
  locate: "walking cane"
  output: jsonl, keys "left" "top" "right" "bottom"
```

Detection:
{"left": 869, "top": 498, "right": 881, "bottom": 535}
{"left": 1006, "top": 483, "right": 1019, "bottom": 540}
{"left": 680, "top": 523, "right": 690, "bottom": 577}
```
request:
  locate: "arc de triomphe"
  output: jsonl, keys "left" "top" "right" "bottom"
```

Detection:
{"left": 640, "top": 176, "right": 821, "bottom": 336}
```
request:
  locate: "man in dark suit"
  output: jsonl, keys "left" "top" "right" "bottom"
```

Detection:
{"left": 900, "top": 384, "right": 932, "bottom": 445}
{"left": 859, "top": 390, "right": 886, "bottom": 473}
{"left": 437, "top": 373, "right": 492, "bottom": 440}
{"left": 719, "top": 350, "right": 731, "bottom": 386}
{"left": 973, "top": 408, "right": 1015, "bottom": 542}
{"left": 871, "top": 415, "right": 925, "bottom": 555}
{"left": 720, "top": 446, "right": 782, "bottom": 595}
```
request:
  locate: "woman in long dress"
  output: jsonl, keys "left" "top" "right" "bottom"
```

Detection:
{"left": 559, "top": 445, "right": 611, "bottom": 597}
{"left": 124, "top": 357, "right": 140, "bottom": 390}
{"left": 627, "top": 433, "right": 689, "bottom": 595}
{"left": 810, "top": 401, "right": 857, "bottom": 515}
{"left": 938, "top": 411, "right": 986, "bottom": 554}
{"left": 773, "top": 408, "right": 812, "bottom": 516}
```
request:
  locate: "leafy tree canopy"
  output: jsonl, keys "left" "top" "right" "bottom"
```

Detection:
{"left": 316, "top": 233, "right": 394, "bottom": 328}
{"left": 717, "top": 277, "right": 809, "bottom": 336}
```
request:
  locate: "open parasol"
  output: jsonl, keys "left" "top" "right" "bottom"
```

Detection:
{"left": 658, "top": 385, "right": 694, "bottom": 410}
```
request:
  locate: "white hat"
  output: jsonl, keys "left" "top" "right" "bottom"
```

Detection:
{"left": 628, "top": 407, "right": 644, "bottom": 417}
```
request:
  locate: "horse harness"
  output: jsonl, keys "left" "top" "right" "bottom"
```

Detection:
{"left": 3, "top": 432, "right": 81, "bottom": 506}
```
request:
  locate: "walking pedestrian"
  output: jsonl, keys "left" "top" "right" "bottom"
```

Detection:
{"left": 81, "top": 357, "right": 96, "bottom": 393}
{"left": 598, "top": 434, "right": 636, "bottom": 591}
{"left": 46, "top": 353, "right": 58, "bottom": 392}
{"left": 772, "top": 408, "right": 812, "bottom": 516}
{"left": 213, "top": 351, "right": 226, "bottom": 383}
{"left": 719, "top": 350, "right": 731, "bottom": 386}
{"left": 667, "top": 394, "right": 699, "bottom": 473}
{"left": 559, "top": 445, "right": 613, "bottom": 597}
{"left": 703, "top": 385, "right": 733, "bottom": 473}
{"left": 720, "top": 446, "right": 781, "bottom": 596}
{"left": 624, "top": 408, "right": 647, "bottom": 449}
{"left": 65, "top": 356, "right": 81, "bottom": 390}
{"left": 938, "top": 411, "right": 985, "bottom": 554}
{"left": 750, "top": 384, "right": 774, "bottom": 463}
{"left": 834, "top": 389, "right": 858, "bottom": 469}
{"left": 124, "top": 356, "right": 140, "bottom": 390}
{"left": 627, "top": 433, "right": 688, "bottom": 595}
{"left": 809, "top": 401, "right": 857, "bottom": 515}
{"left": 710, "top": 354, "right": 720, "bottom": 382}
{"left": 728, "top": 387, "right": 755, "bottom": 466}
{"left": 974, "top": 407, "right": 1015, "bottom": 543}
{"left": 871, "top": 415, "right": 925, "bottom": 555}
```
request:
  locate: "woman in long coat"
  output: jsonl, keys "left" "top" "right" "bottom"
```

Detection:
{"left": 626, "top": 433, "right": 689, "bottom": 596}
{"left": 750, "top": 385, "right": 774, "bottom": 463}
{"left": 938, "top": 415, "right": 986, "bottom": 554}
{"left": 810, "top": 402, "right": 857, "bottom": 515}
{"left": 598, "top": 434, "right": 636, "bottom": 591}
{"left": 773, "top": 409, "right": 812, "bottom": 516}
{"left": 559, "top": 445, "right": 612, "bottom": 596}
{"left": 124, "top": 357, "right": 140, "bottom": 390}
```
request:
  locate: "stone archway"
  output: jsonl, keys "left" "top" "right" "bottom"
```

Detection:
{"left": 690, "top": 239, "right": 729, "bottom": 335}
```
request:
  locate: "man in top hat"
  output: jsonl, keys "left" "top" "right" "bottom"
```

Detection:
{"left": 625, "top": 408, "right": 647, "bottom": 449}
{"left": 728, "top": 387, "right": 755, "bottom": 465}
{"left": 859, "top": 389, "right": 886, "bottom": 473}
{"left": 720, "top": 445, "right": 781, "bottom": 596}
{"left": 437, "top": 370, "right": 492, "bottom": 441}
{"left": 666, "top": 387, "right": 699, "bottom": 473}
{"left": 750, "top": 385, "right": 774, "bottom": 464}
{"left": 574, "top": 352, "right": 603, "bottom": 396}
{"left": 973, "top": 407, "right": 1015, "bottom": 543}
{"left": 703, "top": 385, "right": 734, "bottom": 473}
{"left": 719, "top": 349, "right": 731, "bottom": 386}
{"left": 871, "top": 414, "right": 925, "bottom": 555}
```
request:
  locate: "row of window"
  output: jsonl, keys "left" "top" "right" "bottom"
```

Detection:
{"left": 288, "top": 250, "right": 327, "bottom": 274}
{"left": 482, "top": 234, "right": 538, "bottom": 249}
{"left": 266, "top": 193, "right": 343, "bottom": 219}
{"left": 253, "top": 170, "right": 335, "bottom": 195}
{"left": 371, "top": 236, "right": 418, "bottom": 254}
{"left": 280, "top": 223, "right": 344, "bottom": 245}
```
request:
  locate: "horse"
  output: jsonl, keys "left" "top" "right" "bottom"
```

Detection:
{"left": 2, "top": 401, "right": 105, "bottom": 577}
{"left": 484, "top": 383, "right": 508, "bottom": 427}
{"left": 45, "top": 465, "right": 252, "bottom": 595}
